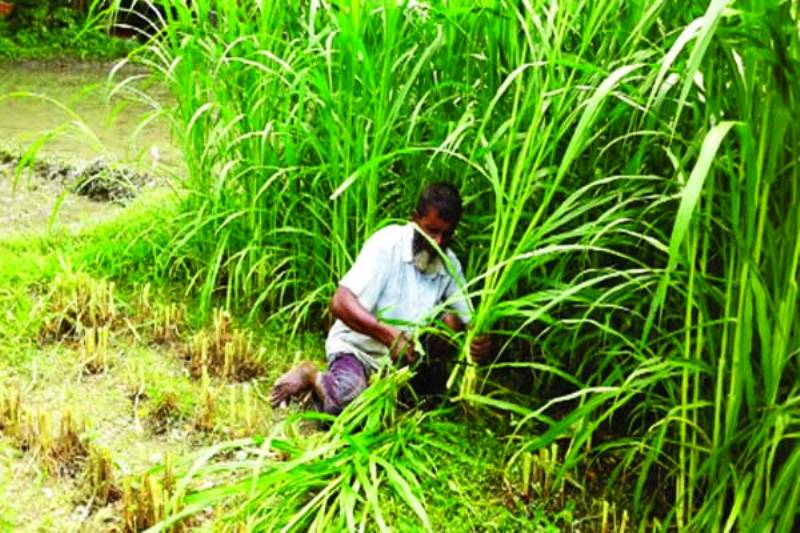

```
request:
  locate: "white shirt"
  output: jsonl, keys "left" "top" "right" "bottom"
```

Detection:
{"left": 325, "top": 223, "right": 473, "bottom": 371}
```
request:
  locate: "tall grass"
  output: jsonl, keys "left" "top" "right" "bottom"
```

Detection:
{"left": 98, "top": 0, "right": 798, "bottom": 529}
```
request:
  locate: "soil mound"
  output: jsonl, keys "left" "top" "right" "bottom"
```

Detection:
{"left": 0, "top": 147, "right": 155, "bottom": 203}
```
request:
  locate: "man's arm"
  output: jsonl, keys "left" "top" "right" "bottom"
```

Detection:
{"left": 441, "top": 313, "right": 491, "bottom": 363}
{"left": 330, "top": 286, "right": 414, "bottom": 362}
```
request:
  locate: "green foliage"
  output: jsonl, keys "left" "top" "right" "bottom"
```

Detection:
{"left": 88, "top": 0, "right": 800, "bottom": 530}
{"left": 0, "top": 1, "right": 135, "bottom": 60}
{"left": 151, "top": 371, "right": 566, "bottom": 532}
{"left": 7, "top": 1, "right": 81, "bottom": 30}
{"left": 0, "top": 241, "right": 58, "bottom": 352}
{"left": 72, "top": 191, "right": 177, "bottom": 287}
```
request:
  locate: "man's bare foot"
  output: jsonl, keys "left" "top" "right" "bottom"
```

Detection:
{"left": 269, "top": 361, "right": 319, "bottom": 407}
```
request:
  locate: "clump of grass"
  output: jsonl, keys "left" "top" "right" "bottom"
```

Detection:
{"left": 150, "top": 303, "right": 186, "bottom": 344}
{"left": 193, "top": 368, "right": 216, "bottom": 433}
{"left": 513, "top": 443, "right": 568, "bottom": 503}
{"left": 145, "top": 391, "right": 187, "bottom": 435}
{"left": 79, "top": 325, "right": 113, "bottom": 375}
{"left": 17, "top": 409, "right": 90, "bottom": 478}
{"left": 216, "top": 384, "right": 269, "bottom": 438}
{"left": 2, "top": 391, "right": 90, "bottom": 478}
{"left": 121, "top": 471, "right": 167, "bottom": 532}
{"left": 0, "top": 384, "right": 22, "bottom": 435}
{"left": 185, "top": 308, "right": 265, "bottom": 382}
{"left": 39, "top": 266, "right": 118, "bottom": 343}
{"left": 120, "top": 457, "right": 180, "bottom": 533}
{"left": 598, "top": 500, "right": 629, "bottom": 533}
{"left": 81, "top": 445, "right": 122, "bottom": 509}
{"left": 134, "top": 284, "right": 186, "bottom": 344}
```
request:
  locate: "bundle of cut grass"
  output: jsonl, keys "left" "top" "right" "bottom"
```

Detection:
{"left": 144, "top": 369, "right": 461, "bottom": 531}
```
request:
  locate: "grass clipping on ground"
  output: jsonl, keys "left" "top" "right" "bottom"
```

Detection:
{"left": 153, "top": 369, "right": 459, "bottom": 532}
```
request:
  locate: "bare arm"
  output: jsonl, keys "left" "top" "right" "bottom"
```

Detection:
{"left": 441, "top": 313, "right": 491, "bottom": 363}
{"left": 330, "top": 286, "right": 410, "bottom": 360}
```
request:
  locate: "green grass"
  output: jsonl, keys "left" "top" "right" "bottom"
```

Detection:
{"left": 14, "top": 0, "right": 800, "bottom": 530}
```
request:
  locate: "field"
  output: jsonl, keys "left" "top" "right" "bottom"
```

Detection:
{"left": 0, "top": 0, "right": 798, "bottom": 531}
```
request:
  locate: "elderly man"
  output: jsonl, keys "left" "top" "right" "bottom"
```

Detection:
{"left": 270, "top": 182, "right": 489, "bottom": 413}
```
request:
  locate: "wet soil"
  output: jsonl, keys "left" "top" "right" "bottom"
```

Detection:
{"left": 0, "top": 147, "right": 157, "bottom": 238}
{"left": 0, "top": 60, "right": 176, "bottom": 238}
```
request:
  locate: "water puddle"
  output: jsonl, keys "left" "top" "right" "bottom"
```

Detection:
{"left": 0, "top": 61, "right": 178, "bottom": 170}
{"left": 0, "top": 61, "right": 179, "bottom": 236}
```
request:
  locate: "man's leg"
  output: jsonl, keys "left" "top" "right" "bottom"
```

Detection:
{"left": 315, "top": 353, "right": 368, "bottom": 414}
{"left": 269, "top": 354, "right": 368, "bottom": 415}
{"left": 269, "top": 360, "right": 319, "bottom": 407}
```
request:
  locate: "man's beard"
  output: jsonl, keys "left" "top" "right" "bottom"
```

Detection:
{"left": 412, "top": 230, "right": 443, "bottom": 274}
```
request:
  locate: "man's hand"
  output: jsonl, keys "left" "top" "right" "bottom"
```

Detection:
{"left": 331, "top": 287, "right": 417, "bottom": 364}
{"left": 388, "top": 328, "right": 417, "bottom": 365}
{"left": 469, "top": 334, "right": 491, "bottom": 364}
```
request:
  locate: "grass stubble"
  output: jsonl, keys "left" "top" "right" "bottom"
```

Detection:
{"left": 0, "top": 255, "right": 281, "bottom": 530}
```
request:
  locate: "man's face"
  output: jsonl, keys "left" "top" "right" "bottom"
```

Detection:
{"left": 412, "top": 206, "right": 457, "bottom": 255}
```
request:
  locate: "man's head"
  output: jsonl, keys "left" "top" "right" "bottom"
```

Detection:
{"left": 411, "top": 183, "right": 462, "bottom": 271}
{"left": 415, "top": 181, "right": 462, "bottom": 226}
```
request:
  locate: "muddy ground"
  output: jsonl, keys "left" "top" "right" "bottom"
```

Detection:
{"left": 0, "top": 147, "right": 158, "bottom": 238}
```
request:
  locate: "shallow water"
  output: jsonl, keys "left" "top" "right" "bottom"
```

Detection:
{"left": 0, "top": 61, "right": 179, "bottom": 172}
{"left": 0, "top": 61, "right": 181, "bottom": 236}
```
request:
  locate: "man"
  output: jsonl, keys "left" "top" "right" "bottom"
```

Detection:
{"left": 269, "top": 182, "right": 490, "bottom": 413}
